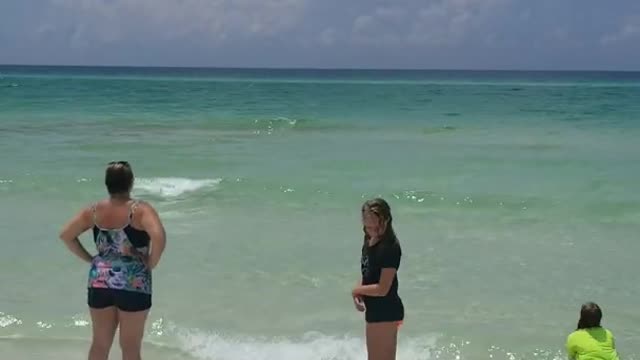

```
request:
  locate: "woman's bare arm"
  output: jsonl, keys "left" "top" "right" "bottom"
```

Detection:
{"left": 352, "top": 268, "right": 396, "bottom": 297}
{"left": 59, "top": 207, "right": 94, "bottom": 263}
{"left": 139, "top": 202, "right": 166, "bottom": 269}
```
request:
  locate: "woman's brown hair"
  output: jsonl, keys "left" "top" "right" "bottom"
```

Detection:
{"left": 105, "top": 161, "right": 134, "bottom": 195}
{"left": 361, "top": 198, "right": 400, "bottom": 248}
{"left": 577, "top": 302, "right": 602, "bottom": 330}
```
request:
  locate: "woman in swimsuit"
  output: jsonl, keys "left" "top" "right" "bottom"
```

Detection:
{"left": 59, "top": 161, "right": 166, "bottom": 360}
{"left": 352, "top": 198, "right": 404, "bottom": 360}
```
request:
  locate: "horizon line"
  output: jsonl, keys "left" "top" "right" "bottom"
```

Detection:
{"left": 1, "top": 63, "right": 639, "bottom": 73}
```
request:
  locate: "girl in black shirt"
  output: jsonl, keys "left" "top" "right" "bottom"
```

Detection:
{"left": 352, "top": 198, "right": 404, "bottom": 360}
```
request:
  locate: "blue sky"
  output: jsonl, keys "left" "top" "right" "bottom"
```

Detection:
{"left": 0, "top": 0, "right": 638, "bottom": 70}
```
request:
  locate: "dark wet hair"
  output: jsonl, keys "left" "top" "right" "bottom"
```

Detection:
{"left": 577, "top": 302, "right": 602, "bottom": 330}
{"left": 361, "top": 198, "right": 399, "bottom": 247}
{"left": 105, "top": 161, "right": 134, "bottom": 195}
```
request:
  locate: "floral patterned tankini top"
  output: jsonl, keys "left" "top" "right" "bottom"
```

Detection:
{"left": 88, "top": 201, "right": 152, "bottom": 294}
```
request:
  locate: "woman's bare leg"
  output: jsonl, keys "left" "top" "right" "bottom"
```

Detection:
{"left": 88, "top": 307, "right": 119, "bottom": 360}
{"left": 118, "top": 309, "right": 149, "bottom": 360}
{"left": 366, "top": 322, "right": 398, "bottom": 360}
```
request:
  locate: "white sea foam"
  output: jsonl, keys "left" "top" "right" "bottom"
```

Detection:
{"left": 134, "top": 177, "right": 221, "bottom": 198}
{"left": 0, "top": 315, "right": 568, "bottom": 360}
{"left": 173, "top": 329, "right": 439, "bottom": 360}
{"left": 0, "top": 312, "right": 22, "bottom": 328}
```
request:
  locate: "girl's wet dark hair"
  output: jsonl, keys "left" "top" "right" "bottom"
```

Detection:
{"left": 577, "top": 302, "right": 603, "bottom": 330}
{"left": 361, "top": 198, "right": 399, "bottom": 247}
{"left": 105, "top": 161, "right": 134, "bottom": 195}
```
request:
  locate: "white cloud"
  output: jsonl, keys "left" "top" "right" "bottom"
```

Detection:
{"left": 409, "top": 0, "right": 508, "bottom": 46}
{"left": 44, "top": 0, "right": 308, "bottom": 47}
{"left": 601, "top": 16, "right": 640, "bottom": 45}
{"left": 353, "top": 15, "right": 376, "bottom": 35}
{"left": 319, "top": 28, "right": 337, "bottom": 46}
{"left": 374, "top": 7, "right": 407, "bottom": 22}
{"left": 351, "top": 0, "right": 509, "bottom": 47}
{"left": 351, "top": 8, "right": 406, "bottom": 45}
{"left": 4, "top": 0, "right": 636, "bottom": 69}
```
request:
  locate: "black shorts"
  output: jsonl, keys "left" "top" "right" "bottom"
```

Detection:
{"left": 364, "top": 297, "right": 404, "bottom": 323}
{"left": 87, "top": 288, "right": 152, "bottom": 312}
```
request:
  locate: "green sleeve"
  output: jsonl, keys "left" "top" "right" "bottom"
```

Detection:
{"left": 603, "top": 329, "right": 616, "bottom": 349}
{"left": 610, "top": 331, "right": 616, "bottom": 349}
{"left": 566, "top": 334, "right": 577, "bottom": 360}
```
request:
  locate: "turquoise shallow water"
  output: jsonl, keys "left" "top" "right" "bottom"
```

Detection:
{"left": 1, "top": 66, "right": 640, "bottom": 359}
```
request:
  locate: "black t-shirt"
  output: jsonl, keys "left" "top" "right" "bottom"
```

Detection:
{"left": 360, "top": 239, "right": 404, "bottom": 322}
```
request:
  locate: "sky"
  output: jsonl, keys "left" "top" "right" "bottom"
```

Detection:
{"left": 0, "top": 0, "right": 639, "bottom": 70}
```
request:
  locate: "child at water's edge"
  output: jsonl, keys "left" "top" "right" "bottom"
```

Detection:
{"left": 352, "top": 198, "right": 404, "bottom": 360}
{"left": 566, "top": 302, "right": 619, "bottom": 360}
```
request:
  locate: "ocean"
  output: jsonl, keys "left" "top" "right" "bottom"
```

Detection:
{"left": 0, "top": 66, "right": 639, "bottom": 360}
